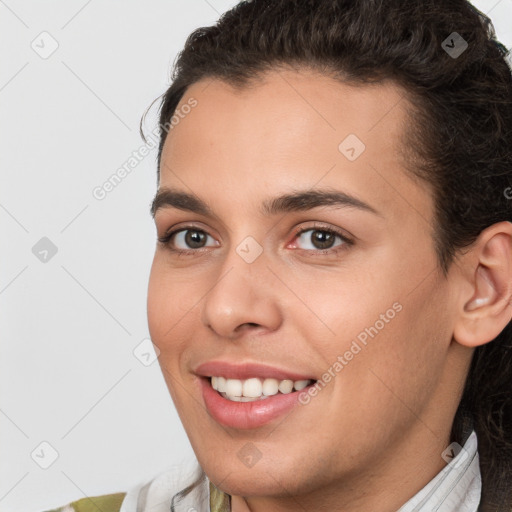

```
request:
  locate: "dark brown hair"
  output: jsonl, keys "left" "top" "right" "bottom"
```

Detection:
{"left": 142, "top": 1, "right": 512, "bottom": 509}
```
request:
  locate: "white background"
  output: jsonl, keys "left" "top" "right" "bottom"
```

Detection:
{"left": 1, "top": 1, "right": 511, "bottom": 511}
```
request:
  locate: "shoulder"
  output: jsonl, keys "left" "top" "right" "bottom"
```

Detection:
{"left": 43, "top": 492, "right": 126, "bottom": 512}
{"left": 42, "top": 461, "right": 205, "bottom": 512}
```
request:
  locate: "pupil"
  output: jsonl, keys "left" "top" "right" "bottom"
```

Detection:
{"left": 186, "top": 230, "right": 205, "bottom": 248}
{"left": 313, "top": 230, "right": 334, "bottom": 249}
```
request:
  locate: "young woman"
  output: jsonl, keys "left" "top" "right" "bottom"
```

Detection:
{"left": 46, "top": 0, "right": 512, "bottom": 510}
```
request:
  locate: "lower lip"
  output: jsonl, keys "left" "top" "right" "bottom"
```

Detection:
{"left": 199, "top": 377, "right": 315, "bottom": 430}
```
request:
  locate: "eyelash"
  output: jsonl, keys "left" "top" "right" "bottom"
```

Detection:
{"left": 157, "top": 223, "right": 353, "bottom": 257}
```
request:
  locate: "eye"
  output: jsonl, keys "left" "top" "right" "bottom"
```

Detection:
{"left": 158, "top": 227, "right": 218, "bottom": 252}
{"left": 291, "top": 225, "right": 351, "bottom": 253}
{"left": 158, "top": 223, "right": 353, "bottom": 256}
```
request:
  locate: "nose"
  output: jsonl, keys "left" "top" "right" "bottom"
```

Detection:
{"left": 201, "top": 248, "right": 283, "bottom": 340}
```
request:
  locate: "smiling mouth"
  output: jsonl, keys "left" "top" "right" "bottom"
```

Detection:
{"left": 208, "top": 375, "right": 317, "bottom": 402}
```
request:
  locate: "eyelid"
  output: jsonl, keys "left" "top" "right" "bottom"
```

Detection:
{"left": 290, "top": 221, "right": 354, "bottom": 244}
{"left": 158, "top": 222, "right": 354, "bottom": 259}
{"left": 287, "top": 223, "right": 354, "bottom": 256}
{"left": 158, "top": 220, "right": 216, "bottom": 240}
{"left": 157, "top": 223, "right": 218, "bottom": 249}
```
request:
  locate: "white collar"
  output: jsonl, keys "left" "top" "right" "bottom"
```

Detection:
{"left": 397, "top": 429, "right": 481, "bottom": 512}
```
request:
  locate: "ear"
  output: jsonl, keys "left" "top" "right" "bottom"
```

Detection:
{"left": 453, "top": 221, "right": 512, "bottom": 348}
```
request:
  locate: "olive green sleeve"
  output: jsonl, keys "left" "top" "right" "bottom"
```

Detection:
{"left": 43, "top": 492, "right": 126, "bottom": 512}
{"left": 209, "top": 481, "right": 231, "bottom": 512}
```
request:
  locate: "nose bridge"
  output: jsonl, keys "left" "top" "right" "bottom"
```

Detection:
{"left": 201, "top": 235, "right": 282, "bottom": 338}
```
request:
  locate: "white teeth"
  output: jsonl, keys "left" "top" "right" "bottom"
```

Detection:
{"left": 278, "top": 380, "right": 294, "bottom": 394}
{"left": 243, "top": 378, "right": 263, "bottom": 398}
{"left": 210, "top": 376, "right": 227, "bottom": 392}
{"left": 262, "top": 378, "right": 279, "bottom": 396}
{"left": 225, "top": 379, "right": 243, "bottom": 397}
{"left": 217, "top": 376, "right": 227, "bottom": 392}
{"left": 220, "top": 394, "right": 269, "bottom": 402}
{"left": 210, "top": 376, "right": 314, "bottom": 401}
{"left": 293, "top": 379, "right": 309, "bottom": 391}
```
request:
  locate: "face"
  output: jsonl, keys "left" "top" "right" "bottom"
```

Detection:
{"left": 147, "top": 68, "right": 465, "bottom": 503}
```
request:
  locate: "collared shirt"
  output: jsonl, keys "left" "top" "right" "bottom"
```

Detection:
{"left": 397, "top": 429, "right": 481, "bottom": 512}
{"left": 44, "top": 428, "right": 481, "bottom": 512}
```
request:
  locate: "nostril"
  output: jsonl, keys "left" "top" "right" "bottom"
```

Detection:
{"left": 242, "top": 322, "right": 259, "bottom": 328}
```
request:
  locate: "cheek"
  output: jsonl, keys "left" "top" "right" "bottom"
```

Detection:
{"left": 147, "top": 260, "right": 168, "bottom": 344}
{"left": 147, "top": 256, "right": 200, "bottom": 347}
{"left": 147, "top": 259, "right": 196, "bottom": 397}
{"left": 147, "top": 259, "right": 196, "bottom": 409}
{"left": 292, "top": 254, "right": 451, "bottom": 435}
{"left": 330, "top": 284, "right": 449, "bottom": 442}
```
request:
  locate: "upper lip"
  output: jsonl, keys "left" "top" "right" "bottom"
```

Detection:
{"left": 194, "top": 360, "right": 317, "bottom": 381}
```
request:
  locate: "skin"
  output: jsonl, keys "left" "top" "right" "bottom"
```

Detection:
{"left": 147, "top": 68, "right": 512, "bottom": 512}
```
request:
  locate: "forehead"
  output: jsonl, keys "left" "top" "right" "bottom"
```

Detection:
{"left": 159, "top": 68, "right": 433, "bottom": 227}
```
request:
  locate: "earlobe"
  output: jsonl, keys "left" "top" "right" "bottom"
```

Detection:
{"left": 453, "top": 223, "right": 512, "bottom": 348}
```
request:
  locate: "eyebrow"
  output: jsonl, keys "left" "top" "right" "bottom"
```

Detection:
{"left": 150, "top": 187, "right": 381, "bottom": 219}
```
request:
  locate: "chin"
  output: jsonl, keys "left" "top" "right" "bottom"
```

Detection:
{"left": 212, "top": 474, "right": 298, "bottom": 499}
